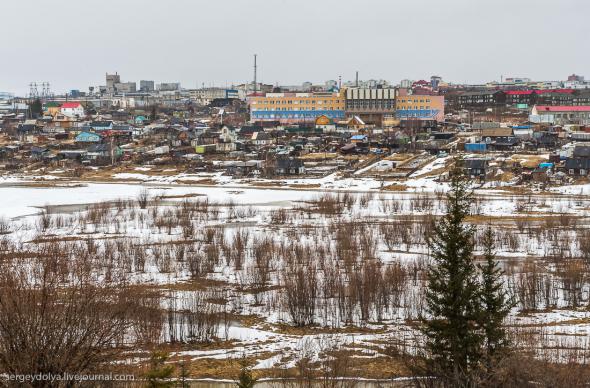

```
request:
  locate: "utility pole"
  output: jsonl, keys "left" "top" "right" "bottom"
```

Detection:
{"left": 110, "top": 135, "right": 115, "bottom": 166}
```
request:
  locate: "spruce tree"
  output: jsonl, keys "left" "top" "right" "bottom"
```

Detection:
{"left": 421, "top": 169, "right": 483, "bottom": 384}
{"left": 30, "top": 98, "right": 43, "bottom": 118}
{"left": 478, "top": 226, "right": 512, "bottom": 365}
{"left": 145, "top": 351, "right": 175, "bottom": 388}
{"left": 236, "top": 364, "right": 257, "bottom": 388}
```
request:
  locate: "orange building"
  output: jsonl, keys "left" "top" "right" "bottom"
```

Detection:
{"left": 395, "top": 95, "right": 445, "bottom": 122}
{"left": 249, "top": 92, "right": 345, "bottom": 124}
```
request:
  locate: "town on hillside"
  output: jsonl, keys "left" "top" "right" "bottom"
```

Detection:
{"left": 2, "top": 73, "right": 590, "bottom": 188}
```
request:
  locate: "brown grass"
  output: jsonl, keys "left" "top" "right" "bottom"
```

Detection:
{"left": 381, "top": 184, "right": 408, "bottom": 192}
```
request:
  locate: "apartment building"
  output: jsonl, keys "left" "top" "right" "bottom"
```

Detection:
{"left": 249, "top": 91, "right": 345, "bottom": 124}
{"left": 395, "top": 95, "right": 445, "bottom": 121}
{"left": 344, "top": 87, "right": 396, "bottom": 126}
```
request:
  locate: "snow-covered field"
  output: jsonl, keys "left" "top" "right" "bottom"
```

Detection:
{"left": 1, "top": 173, "right": 590, "bottom": 376}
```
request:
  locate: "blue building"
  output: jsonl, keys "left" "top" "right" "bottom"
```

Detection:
{"left": 75, "top": 131, "right": 102, "bottom": 143}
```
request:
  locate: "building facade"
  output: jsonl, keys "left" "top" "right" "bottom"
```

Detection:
{"left": 106, "top": 73, "right": 121, "bottom": 94}
{"left": 140, "top": 80, "right": 155, "bottom": 92}
{"left": 344, "top": 87, "right": 396, "bottom": 126}
{"left": 447, "top": 91, "right": 505, "bottom": 110}
{"left": 395, "top": 95, "right": 444, "bottom": 121}
{"left": 249, "top": 92, "right": 345, "bottom": 124}
{"left": 159, "top": 83, "right": 181, "bottom": 91}
{"left": 60, "top": 102, "right": 84, "bottom": 118}
{"left": 191, "top": 88, "right": 239, "bottom": 105}
{"left": 114, "top": 82, "right": 137, "bottom": 94}
{"left": 531, "top": 105, "right": 590, "bottom": 125}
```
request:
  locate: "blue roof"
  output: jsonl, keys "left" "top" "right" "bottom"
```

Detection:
{"left": 351, "top": 135, "right": 367, "bottom": 140}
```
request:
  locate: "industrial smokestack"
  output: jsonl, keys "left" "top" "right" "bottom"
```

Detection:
{"left": 355, "top": 71, "right": 359, "bottom": 87}
{"left": 253, "top": 54, "right": 258, "bottom": 93}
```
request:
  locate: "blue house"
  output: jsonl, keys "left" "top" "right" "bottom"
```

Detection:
{"left": 350, "top": 134, "right": 368, "bottom": 143}
{"left": 135, "top": 115, "right": 147, "bottom": 125}
{"left": 75, "top": 131, "right": 102, "bottom": 143}
{"left": 90, "top": 121, "right": 113, "bottom": 131}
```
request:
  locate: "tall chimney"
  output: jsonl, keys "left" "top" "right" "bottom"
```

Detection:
{"left": 253, "top": 54, "right": 258, "bottom": 93}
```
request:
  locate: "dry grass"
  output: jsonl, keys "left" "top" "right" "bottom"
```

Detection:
{"left": 288, "top": 183, "right": 322, "bottom": 189}
{"left": 269, "top": 323, "right": 388, "bottom": 336}
{"left": 385, "top": 153, "right": 414, "bottom": 162}
{"left": 510, "top": 154, "right": 549, "bottom": 169}
{"left": 381, "top": 183, "right": 409, "bottom": 191}
{"left": 299, "top": 152, "right": 339, "bottom": 160}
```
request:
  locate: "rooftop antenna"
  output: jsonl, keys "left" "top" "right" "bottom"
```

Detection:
{"left": 253, "top": 54, "right": 258, "bottom": 93}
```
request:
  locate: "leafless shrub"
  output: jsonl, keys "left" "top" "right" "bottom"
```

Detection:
{"left": 137, "top": 188, "right": 150, "bottom": 209}
{"left": 270, "top": 208, "right": 289, "bottom": 224}
{"left": 132, "top": 291, "right": 164, "bottom": 345}
{"left": 358, "top": 191, "right": 374, "bottom": 208}
{"left": 37, "top": 209, "right": 52, "bottom": 232}
{"left": 248, "top": 237, "right": 275, "bottom": 304}
{"left": 283, "top": 264, "right": 318, "bottom": 327}
{"left": 0, "top": 253, "right": 135, "bottom": 378}
{"left": 512, "top": 259, "right": 542, "bottom": 311}
{"left": 0, "top": 218, "right": 10, "bottom": 235}
{"left": 578, "top": 230, "right": 590, "bottom": 263}
{"left": 557, "top": 258, "right": 588, "bottom": 308}
{"left": 165, "top": 291, "right": 221, "bottom": 344}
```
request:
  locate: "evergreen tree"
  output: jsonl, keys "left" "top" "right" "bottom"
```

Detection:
{"left": 145, "top": 351, "right": 175, "bottom": 388}
{"left": 235, "top": 364, "right": 256, "bottom": 388}
{"left": 151, "top": 105, "right": 158, "bottom": 121}
{"left": 478, "top": 226, "right": 512, "bottom": 365}
{"left": 178, "top": 359, "right": 190, "bottom": 388}
{"left": 30, "top": 98, "right": 43, "bottom": 118}
{"left": 421, "top": 169, "right": 483, "bottom": 385}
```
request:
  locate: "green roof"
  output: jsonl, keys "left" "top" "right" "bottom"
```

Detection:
{"left": 44, "top": 102, "right": 61, "bottom": 108}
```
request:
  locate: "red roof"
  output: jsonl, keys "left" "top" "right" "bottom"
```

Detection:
{"left": 536, "top": 89, "right": 574, "bottom": 94}
{"left": 413, "top": 80, "right": 430, "bottom": 86}
{"left": 505, "top": 90, "right": 534, "bottom": 95}
{"left": 535, "top": 105, "right": 590, "bottom": 112}
{"left": 61, "top": 102, "right": 82, "bottom": 109}
{"left": 505, "top": 89, "right": 574, "bottom": 95}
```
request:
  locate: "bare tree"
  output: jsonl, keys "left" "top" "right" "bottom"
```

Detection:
{"left": 0, "top": 254, "right": 134, "bottom": 382}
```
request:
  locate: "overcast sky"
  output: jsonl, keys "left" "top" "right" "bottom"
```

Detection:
{"left": 1, "top": 0, "right": 588, "bottom": 95}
